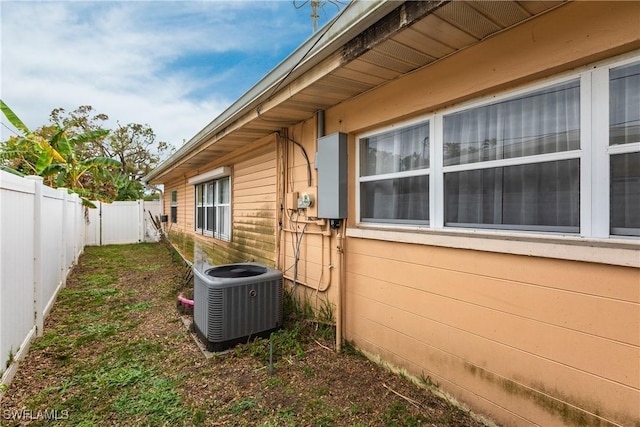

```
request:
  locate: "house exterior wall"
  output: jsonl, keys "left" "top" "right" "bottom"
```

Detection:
{"left": 344, "top": 238, "right": 638, "bottom": 426}
{"left": 279, "top": 118, "right": 342, "bottom": 311}
{"left": 286, "top": 2, "right": 638, "bottom": 426}
{"left": 163, "top": 175, "right": 194, "bottom": 261}
{"left": 152, "top": 2, "right": 639, "bottom": 426}
{"left": 221, "top": 140, "right": 278, "bottom": 266}
{"left": 163, "top": 136, "right": 278, "bottom": 266}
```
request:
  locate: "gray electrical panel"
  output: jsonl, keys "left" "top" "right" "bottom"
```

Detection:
{"left": 315, "top": 132, "right": 347, "bottom": 219}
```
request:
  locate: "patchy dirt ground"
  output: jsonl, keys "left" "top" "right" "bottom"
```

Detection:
{"left": 0, "top": 243, "right": 490, "bottom": 426}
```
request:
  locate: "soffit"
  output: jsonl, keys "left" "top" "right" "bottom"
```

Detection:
{"left": 157, "top": 0, "right": 564, "bottom": 183}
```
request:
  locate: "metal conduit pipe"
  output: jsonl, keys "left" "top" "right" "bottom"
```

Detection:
{"left": 288, "top": 217, "right": 327, "bottom": 225}
{"left": 317, "top": 109, "right": 325, "bottom": 139}
{"left": 281, "top": 227, "right": 331, "bottom": 236}
{"left": 281, "top": 228, "right": 332, "bottom": 293}
{"left": 335, "top": 223, "right": 345, "bottom": 353}
{"left": 282, "top": 272, "right": 332, "bottom": 294}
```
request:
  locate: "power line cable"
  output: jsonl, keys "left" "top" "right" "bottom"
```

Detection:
{"left": 278, "top": 132, "right": 312, "bottom": 187}
{"left": 256, "top": 1, "right": 352, "bottom": 123}
{"left": 1, "top": 121, "right": 21, "bottom": 137}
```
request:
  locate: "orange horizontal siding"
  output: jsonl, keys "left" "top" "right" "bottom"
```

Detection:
{"left": 229, "top": 139, "right": 277, "bottom": 265}
{"left": 345, "top": 237, "right": 639, "bottom": 426}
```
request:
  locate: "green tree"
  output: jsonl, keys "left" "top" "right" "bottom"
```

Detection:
{"left": 45, "top": 106, "right": 172, "bottom": 200}
{"left": 1, "top": 133, "right": 40, "bottom": 176}
{"left": 104, "top": 122, "right": 171, "bottom": 200}
{"left": 0, "top": 100, "right": 120, "bottom": 205}
{"left": 48, "top": 105, "right": 110, "bottom": 161}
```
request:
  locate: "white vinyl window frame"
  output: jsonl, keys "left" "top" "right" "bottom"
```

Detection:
{"left": 591, "top": 58, "right": 640, "bottom": 238}
{"left": 440, "top": 78, "right": 582, "bottom": 233}
{"left": 190, "top": 167, "right": 232, "bottom": 242}
{"left": 357, "top": 118, "right": 432, "bottom": 226}
{"left": 213, "top": 176, "right": 231, "bottom": 241}
{"left": 355, "top": 52, "right": 640, "bottom": 243}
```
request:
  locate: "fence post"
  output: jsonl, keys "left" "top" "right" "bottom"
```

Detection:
{"left": 73, "top": 194, "right": 82, "bottom": 263}
{"left": 78, "top": 198, "right": 85, "bottom": 260}
{"left": 99, "top": 201, "right": 103, "bottom": 246}
{"left": 59, "top": 188, "right": 68, "bottom": 287}
{"left": 71, "top": 194, "right": 77, "bottom": 264}
{"left": 27, "top": 176, "right": 44, "bottom": 337}
{"left": 138, "top": 200, "right": 144, "bottom": 243}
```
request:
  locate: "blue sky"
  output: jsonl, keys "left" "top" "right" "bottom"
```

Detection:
{"left": 0, "top": 1, "right": 344, "bottom": 147}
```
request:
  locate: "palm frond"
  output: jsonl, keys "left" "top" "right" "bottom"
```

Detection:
{"left": 0, "top": 100, "right": 31, "bottom": 135}
{"left": 0, "top": 165, "right": 25, "bottom": 177}
{"left": 34, "top": 135, "right": 66, "bottom": 164}
{"left": 68, "top": 129, "right": 110, "bottom": 146}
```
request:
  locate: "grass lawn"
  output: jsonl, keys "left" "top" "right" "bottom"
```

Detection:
{"left": 0, "top": 243, "right": 487, "bottom": 426}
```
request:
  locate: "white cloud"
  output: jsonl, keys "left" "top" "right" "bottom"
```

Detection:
{"left": 0, "top": 1, "right": 334, "bottom": 147}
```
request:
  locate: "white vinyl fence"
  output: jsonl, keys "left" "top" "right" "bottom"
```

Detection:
{"left": 0, "top": 171, "right": 162, "bottom": 386}
{"left": 85, "top": 200, "right": 161, "bottom": 246}
{"left": 0, "top": 172, "right": 84, "bottom": 384}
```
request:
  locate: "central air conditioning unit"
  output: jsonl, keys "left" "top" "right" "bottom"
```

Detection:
{"left": 193, "top": 263, "right": 283, "bottom": 352}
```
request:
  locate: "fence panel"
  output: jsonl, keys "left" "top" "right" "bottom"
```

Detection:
{"left": 64, "top": 194, "right": 79, "bottom": 268}
{"left": 0, "top": 173, "right": 84, "bottom": 385}
{"left": 2, "top": 173, "right": 161, "bottom": 385}
{"left": 41, "top": 186, "right": 65, "bottom": 317}
{"left": 101, "top": 201, "right": 143, "bottom": 245}
{"left": 85, "top": 205, "right": 100, "bottom": 246}
{"left": 74, "top": 196, "right": 85, "bottom": 261}
{"left": 0, "top": 173, "right": 36, "bottom": 382}
{"left": 86, "top": 200, "right": 161, "bottom": 246}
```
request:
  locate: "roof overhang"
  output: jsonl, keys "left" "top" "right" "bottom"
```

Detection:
{"left": 145, "top": 0, "right": 565, "bottom": 185}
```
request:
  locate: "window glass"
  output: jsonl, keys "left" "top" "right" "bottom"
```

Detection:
{"left": 195, "top": 183, "right": 205, "bottom": 231}
{"left": 445, "top": 159, "right": 579, "bottom": 231}
{"left": 218, "top": 206, "right": 230, "bottom": 239}
{"left": 195, "top": 185, "right": 203, "bottom": 205}
{"left": 219, "top": 177, "right": 230, "bottom": 204}
{"left": 610, "top": 152, "right": 640, "bottom": 236}
{"left": 206, "top": 206, "right": 214, "bottom": 232}
{"left": 360, "top": 121, "right": 429, "bottom": 176}
{"left": 444, "top": 80, "right": 580, "bottom": 166}
{"left": 610, "top": 61, "right": 640, "bottom": 145}
{"left": 360, "top": 175, "right": 429, "bottom": 223}
{"left": 170, "top": 190, "right": 178, "bottom": 223}
{"left": 196, "top": 207, "right": 204, "bottom": 229}
{"left": 206, "top": 182, "right": 214, "bottom": 205}
{"left": 609, "top": 61, "right": 640, "bottom": 236}
{"left": 216, "top": 178, "right": 230, "bottom": 239}
{"left": 205, "top": 182, "right": 215, "bottom": 232}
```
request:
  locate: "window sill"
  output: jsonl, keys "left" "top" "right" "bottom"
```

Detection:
{"left": 347, "top": 225, "right": 640, "bottom": 267}
{"left": 194, "top": 230, "right": 230, "bottom": 243}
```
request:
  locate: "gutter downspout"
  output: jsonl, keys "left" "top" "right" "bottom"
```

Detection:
{"left": 335, "top": 221, "right": 345, "bottom": 353}
{"left": 317, "top": 109, "right": 325, "bottom": 139}
{"left": 275, "top": 131, "right": 286, "bottom": 271}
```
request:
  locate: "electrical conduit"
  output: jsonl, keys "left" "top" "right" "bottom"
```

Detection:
{"left": 335, "top": 222, "right": 345, "bottom": 353}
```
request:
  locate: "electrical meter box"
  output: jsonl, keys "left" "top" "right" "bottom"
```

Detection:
{"left": 315, "top": 132, "right": 347, "bottom": 219}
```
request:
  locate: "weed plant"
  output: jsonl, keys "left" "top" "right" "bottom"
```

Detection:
{"left": 1, "top": 244, "right": 486, "bottom": 427}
